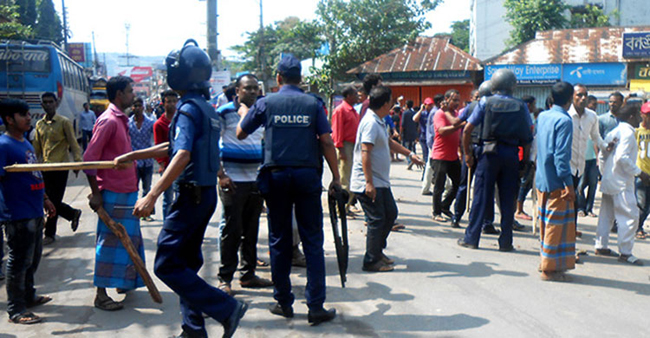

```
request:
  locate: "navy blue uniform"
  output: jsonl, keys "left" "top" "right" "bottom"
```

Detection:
{"left": 240, "top": 84, "right": 331, "bottom": 311}
{"left": 153, "top": 92, "right": 237, "bottom": 336}
{"left": 462, "top": 94, "right": 533, "bottom": 248}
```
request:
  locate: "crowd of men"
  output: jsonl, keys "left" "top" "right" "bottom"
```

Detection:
{"left": 1, "top": 42, "right": 650, "bottom": 336}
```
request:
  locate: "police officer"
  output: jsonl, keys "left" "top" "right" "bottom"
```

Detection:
{"left": 236, "top": 54, "right": 341, "bottom": 325}
{"left": 457, "top": 69, "right": 533, "bottom": 251}
{"left": 118, "top": 39, "right": 246, "bottom": 338}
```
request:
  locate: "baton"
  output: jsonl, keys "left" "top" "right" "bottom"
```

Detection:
{"left": 466, "top": 164, "right": 473, "bottom": 214}
{"left": 328, "top": 188, "right": 349, "bottom": 288}
{"left": 4, "top": 161, "right": 117, "bottom": 172}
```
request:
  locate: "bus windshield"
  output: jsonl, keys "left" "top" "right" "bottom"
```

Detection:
{"left": 0, "top": 47, "right": 50, "bottom": 73}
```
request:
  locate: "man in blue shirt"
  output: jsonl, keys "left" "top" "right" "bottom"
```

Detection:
{"left": 128, "top": 97, "right": 156, "bottom": 222}
{"left": 237, "top": 54, "right": 341, "bottom": 325}
{"left": 535, "top": 81, "right": 576, "bottom": 282}
{"left": 0, "top": 99, "right": 55, "bottom": 324}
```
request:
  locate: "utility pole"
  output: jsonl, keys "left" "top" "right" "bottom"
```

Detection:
{"left": 119, "top": 23, "right": 138, "bottom": 67}
{"left": 206, "top": 0, "right": 219, "bottom": 70}
{"left": 61, "top": 0, "right": 68, "bottom": 50}
{"left": 259, "top": 0, "right": 265, "bottom": 81}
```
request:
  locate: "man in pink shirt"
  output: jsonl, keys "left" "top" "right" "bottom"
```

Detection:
{"left": 431, "top": 89, "right": 464, "bottom": 224}
{"left": 331, "top": 85, "right": 359, "bottom": 215}
{"left": 83, "top": 76, "right": 141, "bottom": 311}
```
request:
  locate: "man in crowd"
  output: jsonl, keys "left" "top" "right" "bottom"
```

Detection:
{"left": 515, "top": 95, "right": 538, "bottom": 221}
{"left": 33, "top": 92, "right": 82, "bottom": 245}
{"left": 153, "top": 89, "right": 178, "bottom": 219}
{"left": 636, "top": 102, "right": 650, "bottom": 240}
{"left": 596, "top": 103, "right": 648, "bottom": 266}
{"left": 577, "top": 95, "right": 601, "bottom": 219}
{"left": 331, "top": 85, "right": 360, "bottom": 217}
{"left": 599, "top": 92, "right": 624, "bottom": 138}
{"left": 359, "top": 73, "right": 382, "bottom": 119}
{"left": 458, "top": 69, "right": 532, "bottom": 251}
{"left": 535, "top": 81, "right": 576, "bottom": 282}
{"left": 568, "top": 84, "right": 609, "bottom": 237}
{"left": 79, "top": 102, "right": 96, "bottom": 151}
{"left": 237, "top": 54, "right": 341, "bottom": 325}
{"left": 400, "top": 100, "right": 419, "bottom": 170}
{"left": 217, "top": 73, "right": 273, "bottom": 295}
{"left": 84, "top": 76, "right": 143, "bottom": 311}
{"left": 0, "top": 99, "right": 55, "bottom": 324}
{"left": 351, "top": 85, "right": 424, "bottom": 272}
{"left": 128, "top": 97, "right": 156, "bottom": 222}
{"left": 413, "top": 97, "right": 436, "bottom": 195}
{"left": 431, "top": 89, "right": 463, "bottom": 223}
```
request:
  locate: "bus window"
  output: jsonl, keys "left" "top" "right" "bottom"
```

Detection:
{"left": 0, "top": 47, "right": 51, "bottom": 73}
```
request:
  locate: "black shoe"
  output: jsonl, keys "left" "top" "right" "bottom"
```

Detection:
{"left": 482, "top": 225, "right": 500, "bottom": 235}
{"left": 512, "top": 221, "right": 525, "bottom": 232}
{"left": 307, "top": 307, "right": 336, "bottom": 326}
{"left": 499, "top": 245, "right": 516, "bottom": 252}
{"left": 172, "top": 329, "right": 207, "bottom": 338}
{"left": 269, "top": 302, "right": 294, "bottom": 318}
{"left": 457, "top": 238, "right": 478, "bottom": 249}
{"left": 71, "top": 209, "right": 82, "bottom": 232}
{"left": 451, "top": 219, "right": 461, "bottom": 228}
{"left": 222, "top": 300, "right": 248, "bottom": 338}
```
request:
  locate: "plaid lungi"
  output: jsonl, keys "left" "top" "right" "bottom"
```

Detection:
{"left": 537, "top": 188, "right": 576, "bottom": 272}
{"left": 94, "top": 190, "right": 145, "bottom": 289}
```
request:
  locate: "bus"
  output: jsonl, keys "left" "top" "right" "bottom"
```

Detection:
{"left": 89, "top": 76, "right": 109, "bottom": 116}
{"left": 0, "top": 40, "right": 90, "bottom": 139}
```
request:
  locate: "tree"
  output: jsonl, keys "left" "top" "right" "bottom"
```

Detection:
{"left": 503, "top": 0, "right": 568, "bottom": 48}
{"left": 0, "top": 3, "right": 33, "bottom": 40}
{"left": 569, "top": 4, "right": 612, "bottom": 29}
{"left": 15, "top": 0, "right": 36, "bottom": 27}
{"left": 449, "top": 19, "right": 469, "bottom": 53}
{"left": 33, "top": 0, "right": 63, "bottom": 43}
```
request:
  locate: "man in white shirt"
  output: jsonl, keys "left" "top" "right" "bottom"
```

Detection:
{"left": 596, "top": 104, "right": 649, "bottom": 265}
{"left": 79, "top": 102, "right": 96, "bottom": 151}
{"left": 568, "top": 84, "right": 611, "bottom": 235}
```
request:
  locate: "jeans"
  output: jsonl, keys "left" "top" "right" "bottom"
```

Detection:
{"left": 432, "top": 159, "right": 461, "bottom": 216}
{"left": 517, "top": 162, "right": 535, "bottom": 203}
{"left": 43, "top": 171, "right": 76, "bottom": 238}
{"left": 217, "top": 182, "right": 264, "bottom": 283}
{"left": 6, "top": 217, "right": 44, "bottom": 319}
{"left": 402, "top": 140, "right": 416, "bottom": 164}
{"left": 635, "top": 177, "right": 650, "bottom": 232}
{"left": 81, "top": 130, "right": 93, "bottom": 151}
{"left": 577, "top": 159, "right": 599, "bottom": 213}
{"left": 136, "top": 166, "right": 154, "bottom": 198}
{"left": 356, "top": 188, "right": 398, "bottom": 267}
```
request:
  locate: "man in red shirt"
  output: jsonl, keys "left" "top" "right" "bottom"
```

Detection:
{"left": 431, "top": 89, "right": 464, "bottom": 224}
{"left": 153, "top": 89, "right": 178, "bottom": 218}
{"left": 332, "top": 85, "right": 359, "bottom": 215}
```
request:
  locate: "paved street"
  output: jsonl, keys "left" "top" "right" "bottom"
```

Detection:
{"left": 2, "top": 161, "right": 650, "bottom": 338}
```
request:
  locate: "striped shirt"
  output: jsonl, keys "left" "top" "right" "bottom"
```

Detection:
{"left": 128, "top": 114, "right": 155, "bottom": 167}
{"left": 217, "top": 102, "right": 263, "bottom": 182}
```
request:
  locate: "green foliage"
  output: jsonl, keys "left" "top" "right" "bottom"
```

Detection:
{"left": 449, "top": 19, "right": 469, "bottom": 53}
{"left": 33, "top": 0, "right": 62, "bottom": 43}
{"left": 15, "top": 0, "right": 36, "bottom": 26}
{"left": 569, "top": 4, "right": 610, "bottom": 29}
{"left": 503, "top": 0, "right": 569, "bottom": 48}
{"left": 0, "top": 3, "right": 33, "bottom": 40}
{"left": 232, "top": 16, "right": 324, "bottom": 81}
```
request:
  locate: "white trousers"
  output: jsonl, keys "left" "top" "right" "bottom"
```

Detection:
{"left": 595, "top": 187, "right": 638, "bottom": 256}
{"left": 421, "top": 157, "right": 434, "bottom": 194}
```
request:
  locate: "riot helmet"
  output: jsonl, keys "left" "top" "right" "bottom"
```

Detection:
{"left": 477, "top": 80, "right": 492, "bottom": 98}
{"left": 490, "top": 69, "right": 516, "bottom": 95}
{"left": 166, "top": 39, "right": 212, "bottom": 97}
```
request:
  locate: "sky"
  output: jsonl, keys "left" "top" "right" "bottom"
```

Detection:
{"left": 54, "top": 0, "right": 471, "bottom": 59}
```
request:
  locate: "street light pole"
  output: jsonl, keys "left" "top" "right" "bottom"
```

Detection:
{"left": 206, "top": 0, "right": 219, "bottom": 70}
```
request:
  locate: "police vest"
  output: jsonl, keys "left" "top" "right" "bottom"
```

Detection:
{"left": 480, "top": 96, "right": 532, "bottom": 146}
{"left": 263, "top": 92, "right": 321, "bottom": 168}
{"left": 465, "top": 101, "right": 482, "bottom": 144}
{"left": 169, "top": 95, "right": 221, "bottom": 186}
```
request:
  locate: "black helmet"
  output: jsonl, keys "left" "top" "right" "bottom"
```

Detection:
{"left": 477, "top": 80, "right": 492, "bottom": 98}
{"left": 491, "top": 69, "right": 517, "bottom": 94}
{"left": 166, "top": 39, "right": 212, "bottom": 92}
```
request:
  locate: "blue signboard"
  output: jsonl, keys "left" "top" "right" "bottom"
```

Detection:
{"left": 562, "top": 63, "right": 627, "bottom": 86}
{"left": 484, "top": 64, "right": 561, "bottom": 84}
{"left": 623, "top": 32, "right": 650, "bottom": 58}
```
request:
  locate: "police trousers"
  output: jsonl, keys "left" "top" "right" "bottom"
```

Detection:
{"left": 257, "top": 167, "right": 326, "bottom": 310}
{"left": 463, "top": 144, "right": 519, "bottom": 248}
{"left": 154, "top": 185, "right": 237, "bottom": 335}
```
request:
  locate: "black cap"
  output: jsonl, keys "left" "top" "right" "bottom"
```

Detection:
{"left": 277, "top": 54, "right": 301, "bottom": 78}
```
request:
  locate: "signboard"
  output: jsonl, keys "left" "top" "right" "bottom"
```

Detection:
{"left": 116, "top": 66, "right": 153, "bottom": 83}
{"left": 633, "top": 64, "right": 650, "bottom": 79}
{"left": 484, "top": 64, "right": 561, "bottom": 84}
{"left": 359, "top": 71, "right": 470, "bottom": 81}
{"left": 562, "top": 63, "right": 626, "bottom": 86}
{"left": 210, "top": 70, "right": 231, "bottom": 92}
{"left": 623, "top": 32, "right": 650, "bottom": 58}
{"left": 67, "top": 43, "right": 85, "bottom": 63}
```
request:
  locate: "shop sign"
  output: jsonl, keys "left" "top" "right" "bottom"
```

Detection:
{"left": 623, "top": 32, "right": 650, "bottom": 58}
{"left": 562, "top": 63, "right": 626, "bottom": 86}
{"left": 633, "top": 64, "right": 650, "bottom": 79}
{"left": 484, "top": 64, "right": 561, "bottom": 84}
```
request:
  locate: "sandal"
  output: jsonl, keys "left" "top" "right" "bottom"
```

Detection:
{"left": 619, "top": 254, "right": 644, "bottom": 266}
{"left": 595, "top": 248, "right": 618, "bottom": 257}
{"left": 27, "top": 295, "right": 52, "bottom": 308}
{"left": 540, "top": 272, "right": 571, "bottom": 282}
{"left": 636, "top": 231, "right": 647, "bottom": 240}
{"left": 432, "top": 215, "right": 447, "bottom": 222}
{"left": 515, "top": 212, "right": 532, "bottom": 221}
{"left": 391, "top": 223, "right": 405, "bottom": 231}
{"left": 94, "top": 297, "right": 124, "bottom": 311}
{"left": 9, "top": 311, "right": 42, "bottom": 324}
{"left": 257, "top": 259, "right": 269, "bottom": 267}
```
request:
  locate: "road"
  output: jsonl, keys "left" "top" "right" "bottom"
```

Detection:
{"left": 1, "top": 160, "right": 649, "bottom": 337}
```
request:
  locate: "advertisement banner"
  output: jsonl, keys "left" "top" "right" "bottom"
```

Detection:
{"left": 210, "top": 70, "right": 231, "bottom": 92}
{"left": 562, "top": 63, "right": 626, "bottom": 86}
{"left": 623, "top": 32, "right": 650, "bottom": 58}
{"left": 67, "top": 43, "right": 85, "bottom": 63}
{"left": 116, "top": 66, "right": 153, "bottom": 83}
{"left": 484, "top": 64, "right": 561, "bottom": 84}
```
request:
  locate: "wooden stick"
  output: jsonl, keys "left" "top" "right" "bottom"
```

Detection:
{"left": 4, "top": 161, "right": 116, "bottom": 172}
{"left": 466, "top": 165, "right": 473, "bottom": 214}
{"left": 95, "top": 205, "right": 163, "bottom": 304}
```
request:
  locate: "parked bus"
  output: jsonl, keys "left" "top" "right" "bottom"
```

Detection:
{"left": 0, "top": 40, "right": 89, "bottom": 139}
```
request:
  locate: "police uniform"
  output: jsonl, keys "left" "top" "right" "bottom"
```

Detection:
{"left": 461, "top": 94, "right": 533, "bottom": 249}
{"left": 239, "top": 83, "right": 332, "bottom": 314}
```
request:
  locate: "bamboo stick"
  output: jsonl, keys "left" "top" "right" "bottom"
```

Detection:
{"left": 4, "top": 161, "right": 117, "bottom": 172}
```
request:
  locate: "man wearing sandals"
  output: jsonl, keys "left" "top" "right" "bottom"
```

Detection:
{"left": 634, "top": 102, "right": 650, "bottom": 240}
{"left": 596, "top": 104, "right": 650, "bottom": 266}
{"left": 0, "top": 99, "right": 55, "bottom": 324}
